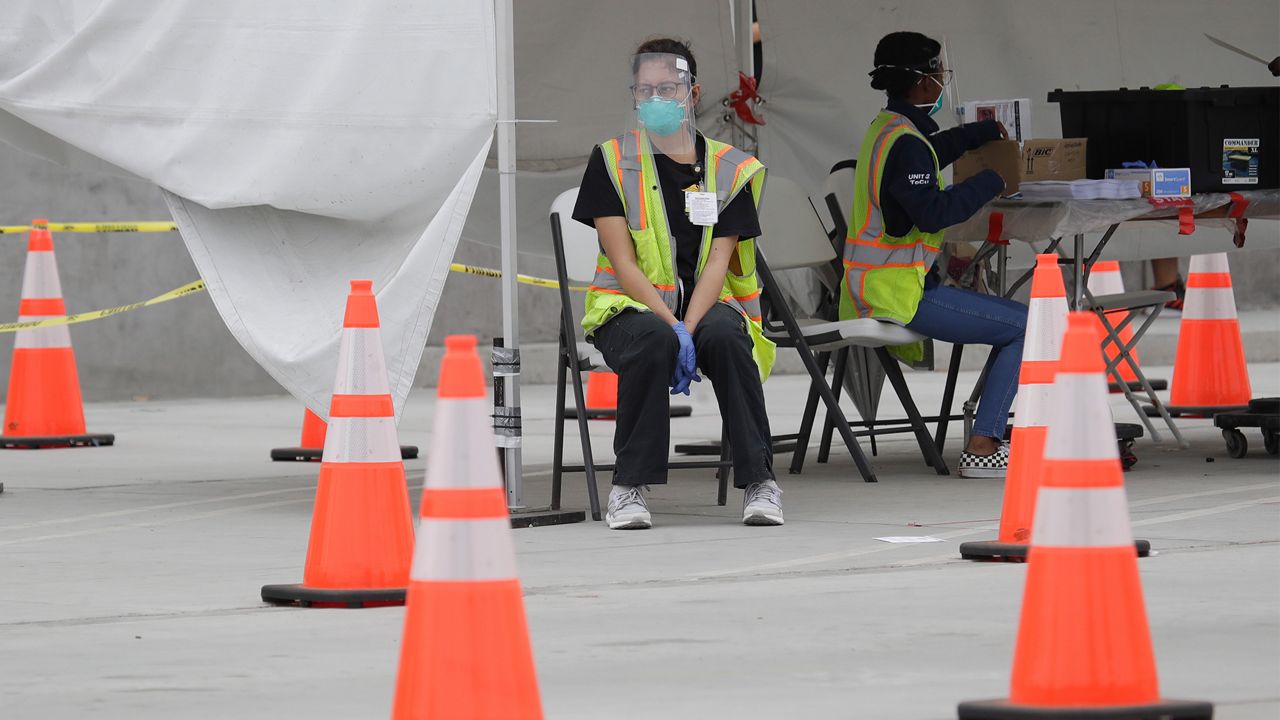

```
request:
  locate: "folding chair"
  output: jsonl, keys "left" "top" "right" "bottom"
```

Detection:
{"left": 547, "top": 188, "right": 732, "bottom": 521}
{"left": 754, "top": 176, "right": 951, "bottom": 481}
{"left": 1084, "top": 286, "right": 1185, "bottom": 447}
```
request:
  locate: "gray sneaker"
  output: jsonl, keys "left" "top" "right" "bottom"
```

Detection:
{"left": 743, "top": 480, "right": 784, "bottom": 526}
{"left": 606, "top": 485, "right": 652, "bottom": 530}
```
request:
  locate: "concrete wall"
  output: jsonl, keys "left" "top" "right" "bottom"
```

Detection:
{"left": 2, "top": 136, "right": 1278, "bottom": 402}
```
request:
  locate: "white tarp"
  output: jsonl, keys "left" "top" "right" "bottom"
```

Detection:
{"left": 0, "top": 1, "right": 496, "bottom": 418}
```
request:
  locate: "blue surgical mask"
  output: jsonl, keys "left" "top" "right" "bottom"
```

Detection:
{"left": 637, "top": 97, "right": 686, "bottom": 136}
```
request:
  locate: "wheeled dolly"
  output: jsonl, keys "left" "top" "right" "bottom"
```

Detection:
{"left": 1214, "top": 398, "right": 1279, "bottom": 458}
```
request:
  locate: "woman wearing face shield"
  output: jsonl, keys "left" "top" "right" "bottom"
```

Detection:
{"left": 842, "top": 31, "right": 1027, "bottom": 478}
{"left": 572, "top": 38, "right": 782, "bottom": 530}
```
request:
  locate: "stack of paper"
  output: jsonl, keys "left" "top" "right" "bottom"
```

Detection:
{"left": 1019, "top": 179, "right": 1143, "bottom": 201}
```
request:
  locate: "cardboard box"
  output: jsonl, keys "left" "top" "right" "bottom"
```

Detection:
{"left": 1104, "top": 167, "right": 1192, "bottom": 197}
{"left": 952, "top": 139, "right": 1022, "bottom": 195}
{"left": 1022, "top": 138, "right": 1087, "bottom": 182}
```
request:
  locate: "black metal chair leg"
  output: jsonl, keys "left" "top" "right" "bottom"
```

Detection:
{"left": 876, "top": 347, "right": 950, "bottom": 475}
{"left": 551, "top": 341, "right": 568, "bottom": 511}
{"left": 934, "top": 342, "right": 964, "bottom": 456}
{"left": 789, "top": 350, "right": 830, "bottom": 475}
{"left": 818, "top": 347, "right": 849, "bottom": 464}
{"left": 813, "top": 357, "right": 878, "bottom": 482}
{"left": 567, "top": 350, "right": 602, "bottom": 521}
{"left": 717, "top": 425, "right": 730, "bottom": 506}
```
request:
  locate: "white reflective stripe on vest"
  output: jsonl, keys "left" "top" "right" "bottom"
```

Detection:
{"left": 1182, "top": 287, "right": 1239, "bottom": 320}
{"left": 21, "top": 251, "right": 64, "bottom": 300}
{"left": 13, "top": 317, "right": 72, "bottom": 349}
{"left": 1043, "top": 373, "right": 1118, "bottom": 461}
{"left": 322, "top": 416, "right": 401, "bottom": 463}
{"left": 332, "top": 328, "right": 391, "bottom": 395}
{"left": 1012, "top": 383, "right": 1054, "bottom": 428}
{"left": 1023, "top": 296, "right": 1068, "bottom": 362}
{"left": 426, "top": 398, "right": 505, "bottom": 489}
{"left": 1188, "top": 252, "right": 1230, "bottom": 275}
{"left": 410, "top": 518, "right": 518, "bottom": 581}
{"left": 1031, "top": 486, "right": 1134, "bottom": 547}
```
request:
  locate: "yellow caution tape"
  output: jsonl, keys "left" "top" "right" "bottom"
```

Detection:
{"left": 449, "top": 262, "right": 588, "bottom": 292}
{"left": 47, "top": 221, "right": 179, "bottom": 233}
{"left": 0, "top": 281, "right": 207, "bottom": 333}
{"left": 0, "top": 221, "right": 179, "bottom": 234}
{"left": 0, "top": 265, "right": 584, "bottom": 334}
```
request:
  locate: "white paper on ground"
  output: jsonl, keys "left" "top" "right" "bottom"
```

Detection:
{"left": 875, "top": 536, "right": 946, "bottom": 544}
{"left": 0, "top": 1, "right": 498, "bottom": 419}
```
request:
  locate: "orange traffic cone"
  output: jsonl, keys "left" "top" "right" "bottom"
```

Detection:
{"left": 1166, "top": 253, "right": 1251, "bottom": 416}
{"left": 960, "top": 255, "right": 1067, "bottom": 562}
{"left": 392, "top": 334, "right": 542, "bottom": 719}
{"left": 261, "top": 280, "right": 415, "bottom": 607}
{"left": 958, "top": 313, "right": 1208, "bottom": 719}
{"left": 1087, "top": 261, "right": 1166, "bottom": 394}
{"left": 270, "top": 407, "right": 419, "bottom": 462}
{"left": 1, "top": 220, "right": 113, "bottom": 449}
{"left": 585, "top": 371, "right": 618, "bottom": 413}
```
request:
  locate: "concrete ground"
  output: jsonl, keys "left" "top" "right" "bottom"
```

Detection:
{"left": 1, "top": 362, "right": 1277, "bottom": 719}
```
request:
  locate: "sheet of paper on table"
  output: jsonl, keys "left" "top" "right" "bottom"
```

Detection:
{"left": 875, "top": 536, "right": 946, "bottom": 544}
{"left": 1020, "top": 179, "right": 1143, "bottom": 201}
{"left": 959, "top": 98, "right": 1031, "bottom": 143}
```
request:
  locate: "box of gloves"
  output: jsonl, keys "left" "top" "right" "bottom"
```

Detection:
{"left": 1104, "top": 167, "right": 1192, "bottom": 197}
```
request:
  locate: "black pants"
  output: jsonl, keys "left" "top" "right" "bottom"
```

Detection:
{"left": 592, "top": 303, "right": 774, "bottom": 488}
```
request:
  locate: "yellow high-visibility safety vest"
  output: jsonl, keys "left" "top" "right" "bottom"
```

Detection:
{"left": 582, "top": 130, "right": 776, "bottom": 381}
{"left": 839, "top": 111, "right": 946, "bottom": 362}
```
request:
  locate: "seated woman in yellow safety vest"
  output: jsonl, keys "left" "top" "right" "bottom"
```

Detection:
{"left": 843, "top": 31, "right": 1027, "bottom": 478}
{"left": 573, "top": 38, "right": 782, "bottom": 530}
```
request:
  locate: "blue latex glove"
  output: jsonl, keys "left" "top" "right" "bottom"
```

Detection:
{"left": 670, "top": 321, "right": 701, "bottom": 395}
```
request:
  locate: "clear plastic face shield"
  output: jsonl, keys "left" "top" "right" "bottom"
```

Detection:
{"left": 629, "top": 52, "right": 698, "bottom": 158}
{"left": 871, "top": 53, "right": 954, "bottom": 118}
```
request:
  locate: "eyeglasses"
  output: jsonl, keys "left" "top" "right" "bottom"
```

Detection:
{"left": 631, "top": 82, "right": 688, "bottom": 101}
{"left": 923, "top": 69, "right": 954, "bottom": 87}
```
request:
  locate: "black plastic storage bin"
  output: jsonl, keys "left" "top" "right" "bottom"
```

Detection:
{"left": 1048, "top": 86, "right": 1278, "bottom": 193}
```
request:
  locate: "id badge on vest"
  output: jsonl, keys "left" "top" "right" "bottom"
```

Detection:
{"left": 685, "top": 191, "right": 718, "bottom": 226}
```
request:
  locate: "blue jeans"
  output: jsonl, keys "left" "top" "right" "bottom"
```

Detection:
{"left": 906, "top": 273, "right": 1027, "bottom": 440}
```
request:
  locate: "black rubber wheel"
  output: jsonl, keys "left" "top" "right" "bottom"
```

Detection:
{"left": 1223, "top": 428, "right": 1248, "bottom": 458}
{"left": 1264, "top": 431, "right": 1278, "bottom": 456}
{"left": 1119, "top": 440, "right": 1137, "bottom": 470}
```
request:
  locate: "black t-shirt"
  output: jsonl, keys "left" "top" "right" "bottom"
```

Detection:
{"left": 572, "top": 136, "right": 761, "bottom": 316}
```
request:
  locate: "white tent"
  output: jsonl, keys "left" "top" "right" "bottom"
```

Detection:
{"left": 2, "top": 0, "right": 1276, "bottom": 504}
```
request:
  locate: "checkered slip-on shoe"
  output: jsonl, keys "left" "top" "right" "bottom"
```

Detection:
{"left": 958, "top": 444, "right": 1010, "bottom": 478}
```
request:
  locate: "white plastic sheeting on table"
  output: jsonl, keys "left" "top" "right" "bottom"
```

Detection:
{"left": 0, "top": 1, "right": 496, "bottom": 419}
{"left": 947, "top": 190, "right": 1280, "bottom": 252}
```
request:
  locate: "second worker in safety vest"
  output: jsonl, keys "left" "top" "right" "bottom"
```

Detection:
{"left": 573, "top": 39, "right": 782, "bottom": 530}
{"left": 843, "top": 31, "right": 1028, "bottom": 478}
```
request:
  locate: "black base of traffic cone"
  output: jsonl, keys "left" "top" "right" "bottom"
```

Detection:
{"left": 0, "top": 433, "right": 114, "bottom": 449}
{"left": 269, "top": 445, "right": 419, "bottom": 462}
{"left": 1145, "top": 403, "right": 1249, "bottom": 419}
{"left": 959, "top": 539, "right": 1150, "bottom": 562}
{"left": 1109, "top": 378, "right": 1166, "bottom": 393}
{"left": 261, "top": 583, "right": 406, "bottom": 608}
{"left": 562, "top": 404, "right": 692, "bottom": 421}
{"left": 509, "top": 507, "right": 587, "bottom": 528}
{"left": 958, "top": 697, "right": 1212, "bottom": 719}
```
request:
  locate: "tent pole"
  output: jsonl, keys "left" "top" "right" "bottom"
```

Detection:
{"left": 495, "top": 0, "right": 524, "bottom": 509}
{"left": 735, "top": 0, "right": 754, "bottom": 81}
